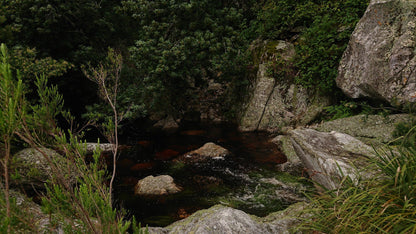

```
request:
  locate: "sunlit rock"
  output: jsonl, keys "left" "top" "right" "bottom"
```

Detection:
{"left": 337, "top": 0, "right": 416, "bottom": 106}
{"left": 176, "top": 142, "right": 230, "bottom": 164}
{"left": 289, "top": 129, "right": 378, "bottom": 190}
{"left": 134, "top": 175, "right": 182, "bottom": 196}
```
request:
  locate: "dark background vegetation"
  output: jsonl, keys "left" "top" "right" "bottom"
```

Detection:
{"left": 0, "top": 0, "right": 369, "bottom": 126}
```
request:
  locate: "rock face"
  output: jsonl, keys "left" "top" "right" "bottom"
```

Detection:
{"left": 146, "top": 203, "right": 308, "bottom": 234}
{"left": 289, "top": 129, "right": 377, "bottom": 190}
{"left": 134, "top": 175, "right": 182, "bottom": 196}
{"left": 337, "top": 0, "right": 416, "bottom": 105}
{"left": 11, "top": 148, "right": 75, "bottom": 189}
{"left": 240, "top": 40, "right": 330, "bottom": 132}
{"left": 176, "top": 142, "right": 230, "bottom": 164}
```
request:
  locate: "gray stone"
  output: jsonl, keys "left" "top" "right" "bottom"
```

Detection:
{"left": 240, "top": 40, "right": 330, "bottom": 132}
{"left": 134, "top": 175, "right": 182, "bottom": 196}
{"left": 188, "top": 142, "right": 230, "bottom": 158}
{"left": 289, "top": 129, "right": 377, "bottom": 190}
{"left": 85, "top": 143, "right": 115, "bottom": 154}
{"left": 146, "top": 203, "right": 308, "bottom": 234}
{"left": 337, "top": 0, "right": 416, "bottom": 106}
{"left": 176, "top": 142, "right": 230, "bottom": 164}
{"left": 314, "top": 114, "right": 412, "bottom": 144}
{"left": 11, "top": 148, "right": 75, "bottom": 189}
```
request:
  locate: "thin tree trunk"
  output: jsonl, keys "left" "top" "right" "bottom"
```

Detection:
{"left": 3, "top": 137, "right": 11, "bottom": 234}
{"left": 108, "top": 108, "right": 118, "bottom": 205}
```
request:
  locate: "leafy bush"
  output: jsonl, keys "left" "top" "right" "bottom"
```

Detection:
{"left": 121, "top": 0, "right": 249, "bottom": 115}
{"left": 254, "top": 0, "right": 369, "bottom": 93}
{"left": 0, "top": 43, "right": 146, "bottom": 232}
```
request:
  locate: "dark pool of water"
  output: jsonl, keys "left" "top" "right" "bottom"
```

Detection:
{"left": 112, "top": 123, "right": 287, "bottom": 227}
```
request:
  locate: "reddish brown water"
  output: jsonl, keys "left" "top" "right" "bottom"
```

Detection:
{"left": 113, "top": 123, "right": 287, "bottom": 227}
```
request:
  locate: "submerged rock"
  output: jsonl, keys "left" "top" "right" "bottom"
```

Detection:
{"left": 134, "top": 175, "right": 182, "bottom": 196}
{"left": 337, "top": 0, "right": 416, "bottom": 106}
{"left": 289, "top": 129, "right": 377, "bottom": 190}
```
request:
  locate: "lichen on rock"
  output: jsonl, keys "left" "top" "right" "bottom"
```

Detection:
{"left": 337, "top": 0, "right": 416, "bottom": 106}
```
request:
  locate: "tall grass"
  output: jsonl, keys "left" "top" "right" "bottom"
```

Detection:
{"left": 298, "top": 139, "right": 416, "bottom": 233}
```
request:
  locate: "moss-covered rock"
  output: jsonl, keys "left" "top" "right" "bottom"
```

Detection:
{"left": 314, "top": 114, "right": 412, "bottom": 145}
{"left": 337, "top": 0, "right": 416, "bottom": 106}
{"left": 10, "top": 148, "right": 75, "bottom": 189}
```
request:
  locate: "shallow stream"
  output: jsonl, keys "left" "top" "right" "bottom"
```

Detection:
{"left": 111, "top": 123, "right": 308, "bottom": 227}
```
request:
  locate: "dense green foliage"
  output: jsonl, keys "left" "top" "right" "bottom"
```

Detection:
{"left": 0, "top": 44, "right": 147, "bottom": 233}
{"left": 1, "top": 0, "right": 134, "bottom": 62}
{"left": 256, "top": 0, "right": 368, "bottom": 93}
{"left": 0, "top": 0, "right": 384, "bottom": 231}
{"left": 120, "top": 0, "right": 249, "bottom": 114}
{"left": 0, "top": 0, "right": 370, "bottom": 119}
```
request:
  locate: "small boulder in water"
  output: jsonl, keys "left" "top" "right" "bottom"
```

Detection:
{"left": 176, "top": 142, "right": 230, "bottom": 164}
{"left": 134, "top": 175, "right": 182, "bottom": 196}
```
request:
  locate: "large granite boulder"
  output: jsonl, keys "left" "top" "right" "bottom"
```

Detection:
{"left": 240, "top": 40, "right": 330, "bottom": 132}
{"left": 134, "top": 175, "right": 182, "bottom": 196}
{"left": 289, "top": 129, "right": 377, "bottom": 190}
{"left": 337, "top": 0, "right": 416, "bottom": 106}
{"left": 11, "top": 148, "right": 75, "bottom": 189}
{"left": 145, "top": 203, "right": 308, "bottom": 234}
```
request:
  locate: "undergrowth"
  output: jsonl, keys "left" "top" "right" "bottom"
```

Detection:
{"left": 298, "top": 126, "right": 416, "bottom": 233}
